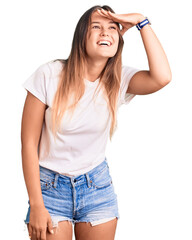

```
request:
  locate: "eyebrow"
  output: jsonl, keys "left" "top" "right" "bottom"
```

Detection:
{"left": 91, "top": 21, "right": 117, "bottom": 25}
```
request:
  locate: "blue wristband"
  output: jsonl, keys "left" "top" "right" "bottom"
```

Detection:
{"left": 136, "top": 18, "right": 151, "bottom": 31}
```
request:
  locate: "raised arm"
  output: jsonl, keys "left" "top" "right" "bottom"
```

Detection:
{"left": 97, "top": 9, "right": 172, "bottom": 95}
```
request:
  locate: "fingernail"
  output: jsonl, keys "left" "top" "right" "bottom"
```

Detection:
{"left": 51, "top": 230, "right": 54, "bottom": 234}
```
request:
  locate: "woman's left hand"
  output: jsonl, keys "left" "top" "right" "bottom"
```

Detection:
{"left": 97, "top": 9, "right": 146, "bottom": 36}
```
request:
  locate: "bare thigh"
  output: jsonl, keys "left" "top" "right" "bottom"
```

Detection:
{"left": 74, "top": 217, "right": 118, "bottom": 240}
{"left": 27, "top": 221, "right": 73, "bottom": 240}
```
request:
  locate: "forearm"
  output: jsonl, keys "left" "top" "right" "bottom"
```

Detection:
{"left": 98, "top": 9, "right": 172, "bottom": 84}
{"left": 21, "top": 144, "right": 44, "bottom": 207}
{"left": 138, "top": 16, "right": 172, "bottom": 83}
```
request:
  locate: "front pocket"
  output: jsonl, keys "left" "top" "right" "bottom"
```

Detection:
{"left": 40, "top": 178, "right": 53, "bottom": 191}
{"left": 91, "top": 166, "right": 113, "bottom": 189}
{"left": 39, "top": 171, "right": 54, "bottom": 191}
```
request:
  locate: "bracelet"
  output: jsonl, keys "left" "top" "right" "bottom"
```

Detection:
{"left": 136, "top": 17, "right": 151, "bottom": 31}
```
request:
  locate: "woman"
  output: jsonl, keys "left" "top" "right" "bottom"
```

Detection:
{"left": 21, "top": 5, "right": 171, "bottom": 240}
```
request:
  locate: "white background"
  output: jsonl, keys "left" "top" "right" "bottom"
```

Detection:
{"left": 1, "top": 0, "right": 191, "bottom": 239}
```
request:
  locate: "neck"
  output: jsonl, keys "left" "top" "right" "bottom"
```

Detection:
{"left": 84, "top": 57, "right": 108, "bottom": 82}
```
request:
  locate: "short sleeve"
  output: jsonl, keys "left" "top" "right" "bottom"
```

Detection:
{"left": 22, "top": 63, "right": 50, "bottom": 105}
{"left": 120, "top": 65, "right": 140, "bottom": 105}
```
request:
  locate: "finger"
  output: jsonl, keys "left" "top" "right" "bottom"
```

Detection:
{"left": 32, "top": 228, "right": 37, "bottom": 239}
{"left": 28, "top": 224, "right": 33, "bottom": 239}
{"left": 47, "top": 217, "right": 54, "bottom": 234}
{"left": 96, "top": 9, "right": 110, "bottom": 18}
{"left": 36, "top": 230, "right": 41, "bottom": 240}
{"left": 104, "top": 11, "right": 126, "bottom": 23}
{"left": 107, "top": 12, "right": 122, "bottom": 21}
{"left": 101, "top": 9, "right": 114, "bottom": 18}
{"left": 98, "top": 10, "right": 118, "bottom": 23}
{"left": 99, "top": 9, "right": 116, "bottom": 17}
{"left": 41, "top": 229, "right": 46, "bottom": 240}
{"left": 99, "top": 8, "right": 110, "bottom": 14}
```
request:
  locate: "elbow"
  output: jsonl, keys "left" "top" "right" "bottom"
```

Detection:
{"left": 150, "top": 69, "right": 172, "bottom": 87}
{"left": 164, "top": 69, "right": 172, "bottom": 84}
{"left": 163, "top": 76, "right": 172, "bottom": 86}
{"left": 159, "top": 72, "right": 172, "bottom": 86}
{"left": 165, "top": 71, "right": 172, "bottom": 84}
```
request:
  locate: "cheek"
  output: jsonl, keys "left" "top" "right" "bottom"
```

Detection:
{"left": 85, "top": 34, "right": 92, "bottom": 50}
{"left": 86, "top": 35, "right": 97, "bottom": 51}
{"left": 113, "top": 35, "right": 120, "bottom": 49}
{"left": 85, "top": 39, "right": 96, "bottom": 56}
{"left": 115, "top": 34, "right": 120, "bottom": 43}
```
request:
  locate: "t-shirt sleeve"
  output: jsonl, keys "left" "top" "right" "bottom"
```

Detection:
{"left": 22, "top": 63, "right": 50, "bottom": 105}
{"left": 119, "top": 65, "right": 140, "bottom": 105}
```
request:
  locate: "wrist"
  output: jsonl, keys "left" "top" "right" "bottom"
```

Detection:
{"left": 136, "top": 14, "right": 146, "bottom": 24}
{"left": 29, "top": 199, "right": 45, "bottom": 208}
{"left": 30, "top": 203, "right": 45, "bottom": 209}
{"left": 136, "top": 17, "right": 151, "bottom": 31}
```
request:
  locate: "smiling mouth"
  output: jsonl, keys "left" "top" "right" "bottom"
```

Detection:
{"left": 97, "top": 40, "right": 112, "bottom": 47}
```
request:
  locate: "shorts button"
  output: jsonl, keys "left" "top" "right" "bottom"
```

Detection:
{"left": 74, "top": 179, "right": 77, "bottom": 182}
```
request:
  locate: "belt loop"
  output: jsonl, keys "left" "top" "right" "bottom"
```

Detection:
{"left": 85, "top": 173, "right": 91, "bottom": 188}
{"left": 53, "top": 173, "right": 59, "bottom": 188}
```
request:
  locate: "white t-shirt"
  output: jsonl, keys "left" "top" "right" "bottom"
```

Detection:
{"left": 22, "top": 60, "right": 140, "bottom": 176}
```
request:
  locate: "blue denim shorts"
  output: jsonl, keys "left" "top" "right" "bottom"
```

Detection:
{"left": 24, "top": 157, "right": 120, "bottom": 227}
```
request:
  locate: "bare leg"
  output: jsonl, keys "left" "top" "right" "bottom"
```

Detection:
{"left": 74, "top": 217, "right": 118, "bottom": 240}
{"left": 27, "top": 221, "right": 73, "bottom": 240}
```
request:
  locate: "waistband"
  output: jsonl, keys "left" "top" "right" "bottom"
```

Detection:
{"left": 39, "top": 157, "right": 109, "bottom": 187}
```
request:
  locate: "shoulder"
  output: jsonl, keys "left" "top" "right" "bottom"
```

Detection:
{"left": 33, "top": 59, "right": 65, "bottom": 78}
{"left": 43, "top": 59, "right": 64, "bottom": 78}
{"left": 121, "top": 65, "right": 140, "bottom": 78}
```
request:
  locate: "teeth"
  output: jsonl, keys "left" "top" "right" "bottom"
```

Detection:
{"left": 98, "top": 41, "right": 111, "bottom": 46}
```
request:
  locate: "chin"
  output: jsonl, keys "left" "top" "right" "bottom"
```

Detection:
{"left": 98, "top": 51, "right": 117, "bottom": 58}
{"left": 87, "top": 51, "right": 117, "bottom": 60}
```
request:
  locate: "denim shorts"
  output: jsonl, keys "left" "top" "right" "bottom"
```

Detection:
{"left": 24, "top": 157, "right": 120, "bottom": 227}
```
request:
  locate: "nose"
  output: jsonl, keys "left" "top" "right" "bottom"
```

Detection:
{"left": 100, "top": 33, "right": 109, "bottom": 37}
{"left": 100, "top": 28, "right": 109, "bottom": 37}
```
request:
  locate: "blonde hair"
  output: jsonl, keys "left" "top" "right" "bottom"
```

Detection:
{"left": 51, "top": 5, "right": 124, "bottom": 141}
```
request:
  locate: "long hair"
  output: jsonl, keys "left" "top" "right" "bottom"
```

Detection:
{"left": 51, "top": 5, "right": 124, "bottom": 141}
